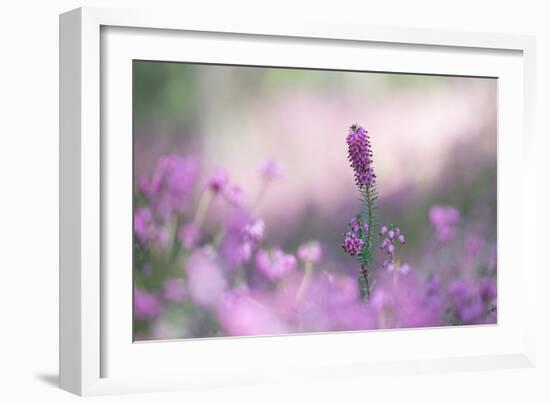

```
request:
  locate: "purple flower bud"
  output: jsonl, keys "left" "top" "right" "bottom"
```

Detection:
{"left": 388, "top": 230, "right": 395, "bottom": 239}
{"left": 350, "top": 217, "right": 361, "bottom": 233}
{"left": 207, "top": 169, "right": 229, "bottom": 193}
{"left": 350, "top": 217, "right": 368, "bottom": 236}
{"left": 342, "top": 231, "right": 364, "bottom": 256}
{"left": 398, "top": 234, "right": 405, "bottom": 244}
{"left": 387, "top": 244, "right": 395, "bottom": 254}
{"left": 379, "top": 226, "right": 388, "bottom": 236}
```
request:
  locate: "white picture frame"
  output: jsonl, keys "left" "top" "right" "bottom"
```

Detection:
{"left": 59, "top": 6, "right": 537, "bottom": 396}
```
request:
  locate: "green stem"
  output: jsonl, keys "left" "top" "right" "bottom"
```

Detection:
{"left": 360, "top": 265, "right": 370, "bottom": 300}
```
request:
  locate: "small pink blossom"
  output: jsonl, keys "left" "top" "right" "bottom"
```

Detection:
{"left": 206, "top": 169, "right": 229, "bottom": 193}
{"left": 223, "top": 185, "right": 245, "bottom": 207}
{"left": 297, "top": 241, "right": 322, "bottom": 264}
{"left": 255, "top": 248, "right": 297, "bottom": 280}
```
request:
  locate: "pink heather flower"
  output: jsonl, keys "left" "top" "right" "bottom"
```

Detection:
{"left": 231, "top": 219, "right": 265, "bottom": 264}
{"left": 178, "top": 223, "right": 201, "bottom": 249}
{"left": 220, "top": 210, "right": 254, "bottom": 268}
{"left": 429, "top": 205, "right": 460, "bottom": 241}
{"left": 148, "top": 155, "right": 198, "bottom": 216}
{"left": 346, "top": 124, "right": 376, "bottom": 188}
{"left": 379, "top": 225, "right": 388, "bottom": 235}
{"left": 241, "top": 219, "right": 265, "bottom": 243}
{"left": 350, "top": 217, "right": 361, "bottom": 233}
{"left": 260, "top": 159, "right": 285, "bottom": 181}
{"left": 206, "top": 168, "right": 229, "bottom": 193}
{"left": 185, "top": 249, "right": 227, "bottom": 307}
{"left": 255, "top": 248, "right": 297, "bottom": 280}
{"left": 134, "top": 288, "right": 162, "bottom": 321}
{"left": 223, "top": 185, "right": 245, "bottom": 207}
{"left": 379, "top": 225, "right": 405, "bottom": 260}
{"left": 342, "top": 231, "right": 364, "bottom": 256}
{"left": 163, "top": 278, "right": 187, "bottom": 303}
{"left": 134, "top": 207, "right": 156, "bottom": 243}
{"left": 297, "top": 240, "right": 322, "bottom": 264}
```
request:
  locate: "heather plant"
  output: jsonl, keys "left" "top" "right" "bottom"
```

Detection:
{"left": 342, "top": 124, "right": 378, "bottom": 300}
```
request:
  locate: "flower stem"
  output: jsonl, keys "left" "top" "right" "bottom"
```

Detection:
{"left": 194, "top": 190, "right": 213, "bottom": 228}
{"left": 360, "top": 264, "right": 370, "bottom": 300}
{"left": 296, "top": 262, "right": 314, "bottom": 301}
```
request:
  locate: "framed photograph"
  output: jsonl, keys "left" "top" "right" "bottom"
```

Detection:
{"left": 60, "top": 7, "right": 537, "bottom": 396}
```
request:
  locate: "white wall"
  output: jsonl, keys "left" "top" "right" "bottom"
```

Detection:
{"left": 0, "top": 0, "right": 547, "bottom": 401}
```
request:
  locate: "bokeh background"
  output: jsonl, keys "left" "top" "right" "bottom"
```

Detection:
{"left": 133, "top": 60, "right": 497, "bottom": 340}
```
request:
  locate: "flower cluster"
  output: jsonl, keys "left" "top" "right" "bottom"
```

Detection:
{"left": 206, "top": 168, "right": 245, "bottom": 207}
{"left": 379, "top": 225, "right": 408, "bottom": 273}
{"left": 342, "top": 216, "right": 368, "bottom": 256}
{"left": 346, "top": 124, "right": 376, "bottom": 189}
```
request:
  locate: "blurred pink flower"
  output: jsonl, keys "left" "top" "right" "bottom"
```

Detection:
{"left": 220, "top": 210, "right": 254, "bottom": 268}
{"left": 186, "top": 249, "right": 227, "bottom": 307}
{"left": 134, "top": 288, "right": 162, "bottom": 321}
{"left": 255, "top": 248, "right": 297, "bottom": 280}
{"left": 429, "top": 205, "right": 460, "bottom": 241}
{"left": 134, "top": 207, "right": 156, "bottom": 244}
{"left": 369, "top": 271, "right": 442, "bottom": 328}
{"left": 148, "top": 155, "right": 198, "bottom": 217}
{"left": 163, "top": 278, "right": 187, "bottom": 303}
{"left": 223, "top": 185, "right": 245, "bottom": 207}
{"left": 217, "top": 290, "right": 288, "bottom": 336}
{"left": 241, "top": 219, "right": 265, "bottom": 243}
{"left": 206, "top": 168, "right": 229, "bottom": 194}
{"left": 178, "top": 223, "right": 201, "bottom": 249}
{"left": 297, "top": 241, "right": 322, "bottom": 264}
